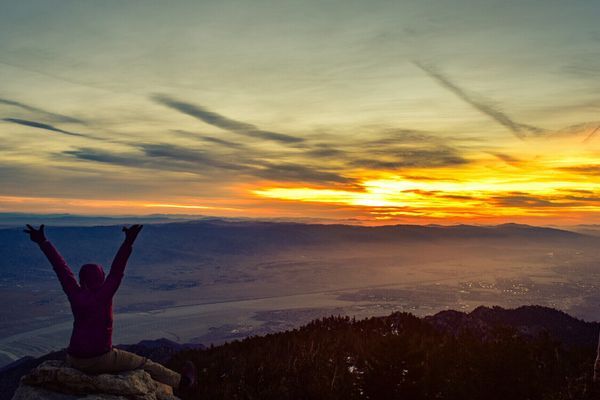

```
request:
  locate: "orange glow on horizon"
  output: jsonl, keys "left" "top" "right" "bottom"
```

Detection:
{"left": 0, "top": 195, "right": 242, "bottom": 215}
{"left": 2, "top": 140, "right": 598, "bottom": 225}
{"left": 252, "top": 153, "right": 600, "bottom": 223}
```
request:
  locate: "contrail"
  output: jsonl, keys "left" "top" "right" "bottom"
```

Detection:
{"left": 0, "top": 97, "right": 84, "bottom": 124}
{"left": 582, "top": 125, "right": 599, "bottom": 143}
{"left": 0, "top": 59, "right": 121, "bottom": 94}
{"left": 413, "top": 61, "right": 542, "bottom": 140}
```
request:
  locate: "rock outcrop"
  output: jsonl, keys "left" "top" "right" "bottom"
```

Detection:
{"left": 11, "top": 361, "right": 179, "bottom": 400}
{"left": 1, "top": 339, "right": 203, "bottom": 400}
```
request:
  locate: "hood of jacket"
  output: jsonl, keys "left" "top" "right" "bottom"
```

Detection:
{"left": 79, "top": 264, "right": 105, "bottom": 290}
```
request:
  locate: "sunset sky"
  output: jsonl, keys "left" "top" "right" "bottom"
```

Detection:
{"left": 1, "top": 0, "right": 599, "bottom": 225}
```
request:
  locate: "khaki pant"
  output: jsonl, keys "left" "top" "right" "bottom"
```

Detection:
{"left": 66, "top": 348, "right": 181, "bottom": 388}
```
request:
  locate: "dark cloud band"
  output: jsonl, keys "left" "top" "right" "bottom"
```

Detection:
{"left": 3, "top": 118, "right": 87, "bottom": 137}
{"left": 153, "top": 95, "right": 304, "bottom": 144}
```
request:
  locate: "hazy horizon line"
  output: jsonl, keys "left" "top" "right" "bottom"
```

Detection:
{"left": 0, "top": 211, "right": 596, "bottom": 229}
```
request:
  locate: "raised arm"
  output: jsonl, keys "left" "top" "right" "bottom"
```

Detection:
{"left": 24, "top": 224, "right": 80, "bottom": 298}
{"left": 101, "top": 224, "right": 143, "bottom": 297}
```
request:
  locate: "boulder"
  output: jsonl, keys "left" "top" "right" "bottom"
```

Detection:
{"left": 11, "top": 361, "right": 179, "bottom": 400}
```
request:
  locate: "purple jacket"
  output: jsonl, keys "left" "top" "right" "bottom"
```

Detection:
{"left": 39, "top": 240, "right": 132, "bottom": 358}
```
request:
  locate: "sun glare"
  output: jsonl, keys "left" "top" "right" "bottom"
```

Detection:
{"left": 253, "top": 153, "right": 600, "bottom": 222}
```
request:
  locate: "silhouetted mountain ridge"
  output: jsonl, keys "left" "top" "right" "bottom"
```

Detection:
{"left": 1, "top": 221, "right": 588, "bottom": 285}
{"left": 426, "top": 305, "right": 599, "bottom": 347}
{"left": 165, "top": 304, "right": 599, "bottom": 399}
{"left": 2, "top": 306, "right": 599, "bottom": 399}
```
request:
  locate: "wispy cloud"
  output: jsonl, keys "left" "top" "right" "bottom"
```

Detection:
{"left": 550, "top": 121, "right": 600, "bottom": 142}
{"left": 171, "top": 130, "right": 247, "bottom": 149}
{"left": 487, "top": 191, "right": 600, "bottom": 208}
{"left": 3, "top": 118, "right": 87, "bottom": 137}
{"left": 255, "top": 162, "right": 353, "bottom": 184}
{"left": 139, "top": 142, "right": 354, "bottom": 184}
{"left": 63, "top": 148, "right": 146, "bottom": 167}
{"left": 413, "top": 61, "right": 541, "bottom": 139}
{"left": 63, "top": 145, "right": 239, "bottom": 175}
{"left": 559, "top": 164, "right": 600, "bottom": 176}
{"left": 139, "top": 143, "right": 245, "bottom": 171}
{"left": 152, "top": 94, "right": 304, "bottom": 144}
{"left": 0, "top": 59, "right": 121, "bottom": 94}
{"left": 304, "top": 146, "right": 345, "bottom": 157}
{"left": 330, "top": 130, "right": 472, "bottom": 170}
{"left": 348, "top": 146, "right": 468, "bottom": 169}
{"left": 491, "top": 194, "right": 557, "bottom": 208}
{"left": 488, "top": 152, "right": 522, "bottom": 166}
{"left": 62, "top": 142, "right": 353, "bottom": 185}
{"left": 0, "top": 97, "right": 84, "bottom": 124}
{"left": 360, "top": 129, "right": 451, "bottom": 146}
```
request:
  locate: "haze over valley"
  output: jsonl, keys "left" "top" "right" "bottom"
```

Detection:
{"left": 0, "top": 218, "right": 597, "bottom": 368}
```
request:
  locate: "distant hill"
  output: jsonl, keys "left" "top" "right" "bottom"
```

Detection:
{"left": 0, "top": 212, "right": 200, "bottom": 228}
{"left": 3, "top": 306, "right": 599, "bottom": 400}
{"left": 0, "top": 212, "right": 356, "bottom": 228}
{"left": 0, "top": 219, "right": 591, "bottom": 297}
{"left": 0, "top": 219, "right": 589, "bottom": 273}
{"left": 569, "top": 224, "right": 600, "bottom": 237}
{"left": 426, "top": 305, "right": 599, "bottom": 347}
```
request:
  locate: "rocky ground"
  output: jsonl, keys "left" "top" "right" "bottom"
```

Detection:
{"left": 12, "top": 360, "right": 178, "bottom": 400}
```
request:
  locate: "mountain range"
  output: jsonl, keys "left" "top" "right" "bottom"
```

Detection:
{"left": 2, "top": 305, "right": 599, "bottom": 400}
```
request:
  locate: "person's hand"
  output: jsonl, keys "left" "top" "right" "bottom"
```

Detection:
{"left": 122, "top": 224, "right": 143, "bottom": 244}
{"left": 24, "top": 224, "right": 47, "bottom": 244}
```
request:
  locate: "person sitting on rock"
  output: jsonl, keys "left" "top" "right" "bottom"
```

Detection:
{"left": 24, "top": 224, "right": 197, "bottom": 392}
